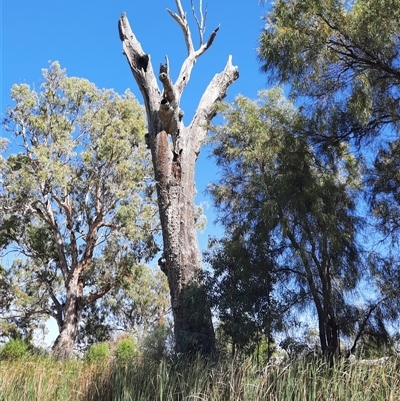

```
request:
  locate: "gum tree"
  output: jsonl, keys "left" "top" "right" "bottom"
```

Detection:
{"left": 117, "top": 1, "right": 239, "bottom": 355}
{"left": 0, "top": 63, "right": 158, "bottom": 359}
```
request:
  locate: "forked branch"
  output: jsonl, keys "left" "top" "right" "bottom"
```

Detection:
{"left": 118, "top": 2, "right": 238, "bottom": 144}
{"left": 167, "top": 7, "right": 195, "bottom": 55}
{"left": 168, "top": 0, "right": 220, "bottom": 96}
{"left": 191, "top": 0, "right": 207, "bottom": 47}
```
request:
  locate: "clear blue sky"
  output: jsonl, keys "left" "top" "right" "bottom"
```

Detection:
{"left": 1, "top": 0, "right": 271, "bottom": 251}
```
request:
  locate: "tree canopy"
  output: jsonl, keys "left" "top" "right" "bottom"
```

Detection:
{"left": 259, "top": 0, "right": 400, "bottom": 144}
{"left": 208, "top": 89, "right": 365, "bottom": 356}
{"left": 0, "top": 62, "right": 160, "bottom": 358}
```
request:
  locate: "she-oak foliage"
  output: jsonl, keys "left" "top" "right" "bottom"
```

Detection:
{"left": 209, "top": 89, "right": 362, "bottom": 357}
{"left": 256, "top": 0, "right": 400, "bottom": 353}
{"left": 259, "top": 0, "right": 400, "bottom": 144}
{"left": 0, "top": 63, "right": 159, "bottom": 359}
{"left": 205, "top": 233, "right": 280, "bottom": 361}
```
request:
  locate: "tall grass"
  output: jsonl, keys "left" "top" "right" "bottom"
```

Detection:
{"left": 0, "top": 355, "right": 108, "bottom": 401}
{"left": 1, "top": 354, "right": 399, "bottom": 400}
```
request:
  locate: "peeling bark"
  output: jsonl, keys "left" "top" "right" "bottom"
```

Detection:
{"left": 118, "top": 5, "right": 238, "bottom": 355}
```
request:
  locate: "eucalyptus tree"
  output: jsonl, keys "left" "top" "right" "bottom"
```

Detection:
{"left": 117, "top": 0, "right": 239, "bottom": 355}
{"left": 0, "top": 63, "right": 158, "bottom": 359}
{"left": 209, "top": 89, "right": 362, "bottom": 357}
{"left": 258, "top": 0, "right": 400, "bottom": 145}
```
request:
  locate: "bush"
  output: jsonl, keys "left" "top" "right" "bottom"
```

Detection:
{"left": 84, "top": 342, "right": 110, "bottom": 363}
{"left": 0, "top": 338, "right": 31, "bottom": 360}
{"left": 115, "top": 337, "right": 137, "bottom": 363}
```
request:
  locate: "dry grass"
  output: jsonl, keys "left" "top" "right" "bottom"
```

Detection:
{"left": 0, "top": 355, "right": 399, "bottom": 401}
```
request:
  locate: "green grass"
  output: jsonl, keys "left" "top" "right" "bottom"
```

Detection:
{"left": 0, "top": 355, "right": 399, "bottom": 401}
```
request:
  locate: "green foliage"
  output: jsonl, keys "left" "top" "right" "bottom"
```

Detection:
{"left": 0, "top": 62, "right": 159, "bottom": 352}
{"left": 110, "top": 267, "right": 169, "bottom": 334}
{"left": 369, "top": 140, "right": 400, "bottom": 241}
{"left": 205, "top": 234, "right": 280, "bottom": 360}
{"left": 0, "top": 339, "right": 31, "bottom": 360}
{"left": 115, "top": 337, "right": 137, "bottom": 363}
{"left": 77, "top": 266, "right": 170, "bottom": 348}
{"left": 259, "top": 0, "right": 400, "bottom": 143}
{"left": 84, "top": 342, "right": 110, "bottom": 364}
{"left": 209, "top": 90, "right": 363, "bottom": 356}
{"left": 357, "top": 335, "right": 397, "bottom": 359}
{"left": 174, "top": 281, "right": 216, "bottom": 356}
{"left": 140, "top": 323, "right": 172, "bottom": 363}
{"left": 0, "top": 266, "right": 13, "bottom": 314}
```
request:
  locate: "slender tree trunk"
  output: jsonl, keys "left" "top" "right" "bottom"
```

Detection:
{"left": 316, "top": 309, "right": 328, "bottom": 354}
{"left": 118, "top": 5, "right": 238, "bottom": 356}
{"left": 315, "top": 308, "right": 340, "bottom": 359}
{"left": 320, "top": 265, "right": 340, "bottom": 358}
{"left": 52, "top": 272, "right": 83, "bottom": 360}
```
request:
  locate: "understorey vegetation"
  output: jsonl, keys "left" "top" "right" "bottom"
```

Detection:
{"left": 1, "top": 352, "right": 399, "bottom": 401}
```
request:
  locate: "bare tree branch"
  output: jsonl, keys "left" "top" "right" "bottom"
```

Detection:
{"left": 167, "top": 8, "right": 195, "bottom": 56}
{"left": 189, "top": 55, "right": 239, "bottom": 152}
{"left": 83, "top": 282, "right": 114, "bottom": 306}
{"left": 174, "top": 24, "right": 220, "bottom": 96}
{"left": 191, "top": 0, "right": 207, "bottom": 46}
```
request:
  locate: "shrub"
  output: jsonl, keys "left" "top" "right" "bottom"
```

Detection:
{"left": 0, "top": 339, "right": 31, "bottom": 360}
{"left": 115, "top": 337, "right": 137, "bottom": 363}
{"left": 84, "top": 342, "right": 110, "bottom": 363}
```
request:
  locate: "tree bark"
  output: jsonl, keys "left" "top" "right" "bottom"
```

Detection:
{"left": 52, "top": 269, "right": 83, "bottom": 360}
{"left": 118, "top": 7, "right": 238, "bottom": 355}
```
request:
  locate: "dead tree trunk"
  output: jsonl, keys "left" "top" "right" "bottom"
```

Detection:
{"left": 118, "top": 3, "right": 238, "bottom": 355}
